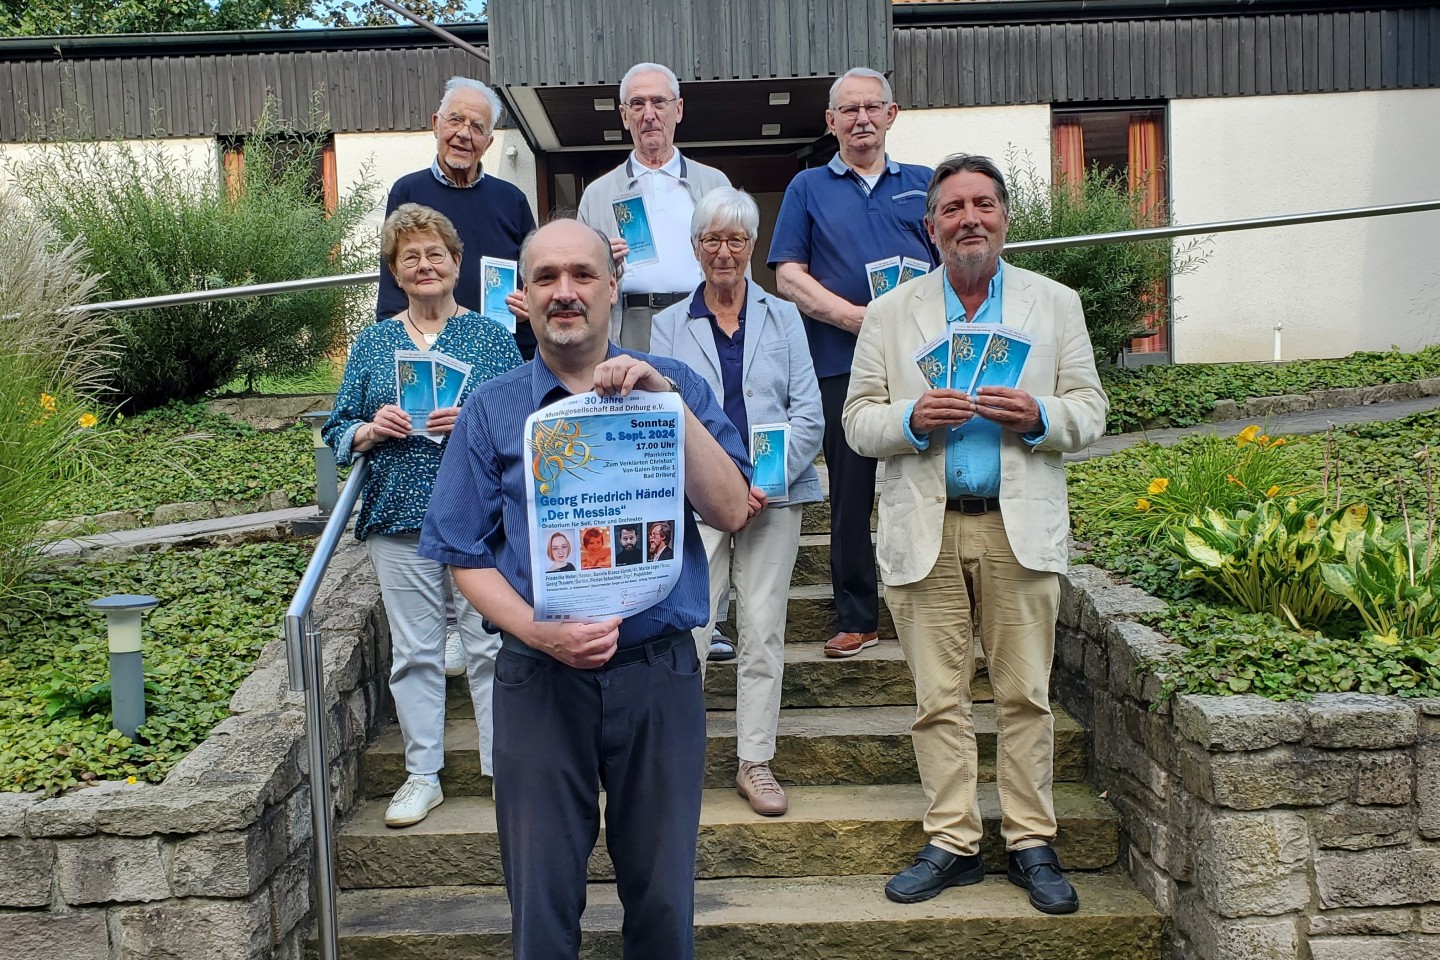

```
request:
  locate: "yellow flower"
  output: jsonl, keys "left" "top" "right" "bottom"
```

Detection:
{"left": 1226, "top": 474, "right": 1244, "bottom": 486}
{"left": 1236, "top": 424, "right": 1261, "bottom": 446}
{"left": 1265, "top": 485, "right": 1281, "bottom": 498}
{"left": 78, "top": 413, "right": 98, "bottom": 429}
{"left": 39, "top": 393, "right": 57, "bottom": 414}
{"left": 1372, "top": 629, "right": 1401, "bottom": 648}
{"left": 1146, "top": 478, "right": 1170, "bottom": 495}
{"left": 125, "top": 775, "right": 137, "bottom": 785}
{"left": 1268, "top": 436, "right": 1287, "bottom": 448}
{"left": 1135, "top": 498, "right": 1152, "bottom": 512}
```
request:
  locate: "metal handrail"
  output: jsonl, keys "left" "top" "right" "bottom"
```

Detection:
{"left": 64, "top": 199, "right": 1440, "bottom": 315}
{"left": 283, "top": 456, "right": 369, "bottom": 960}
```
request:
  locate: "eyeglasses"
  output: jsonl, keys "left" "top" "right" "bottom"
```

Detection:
{"left": 698, "top": 235, "right": 752, "bottom": 253}
{"left": 398, "top": 250, "right": 450, "bottom": 269}
{"left": 623, "top": 96, "right": 678, "bottom": 114}
{"left": 441, "top": 113, "right": 491, "bottom": 137}
{"left": 832, "top": 101, "right": 892, "bottom": 121}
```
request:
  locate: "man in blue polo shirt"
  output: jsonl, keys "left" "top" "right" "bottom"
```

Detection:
{"left": 768, "top": 67, "right": 936, "bottom": 659}
{"left": 378, "top": 77, "right": 537, "bottom": 358}
{"left": 418, "top": 218, "right": 752, "bottom": 960}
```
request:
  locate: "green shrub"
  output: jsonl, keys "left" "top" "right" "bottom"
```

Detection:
{"left": 0, "top": 541, "right": 309, "bottom": 794}
{"left": 0, "top": 191, "right": 113, "bottom": 601}
{"left": 1321, "top": 518, "right": 1440, "bottom": 641}
{"left": 1004, "top": 153, "right": 1208, "bottom": 366}
{"left": 8, "top": 122, "right": 378, "bottom": 411}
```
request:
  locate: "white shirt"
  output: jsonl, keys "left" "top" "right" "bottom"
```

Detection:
{"left": 621, "top": 150, "right": 704, "bottom": 295}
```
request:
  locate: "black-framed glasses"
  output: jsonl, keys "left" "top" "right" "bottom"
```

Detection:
{"left": 698, "top": 235, "right": 752, "bottom": 253}
{"left": 441, "top": 113, "right": 491, "bottom": 137}
{"left": 832, "top": 101, "right": 891, "bottom": 121}
{"left": 398, "top": 250, "right": 450, "bottom": 269}
{"left": 623, "top": 96, "right": 678, "bottom": 114}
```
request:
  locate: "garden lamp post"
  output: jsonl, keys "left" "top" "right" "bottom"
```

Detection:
{"left": 295, "top": 410, "right": 336, "bottom": 536}
{"left": 88, "top": 594, "right": 159, "bottom": 739}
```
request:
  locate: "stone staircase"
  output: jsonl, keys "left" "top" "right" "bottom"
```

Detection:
{"left": 330, "top": 509, "right": 1165, "bottom": 958}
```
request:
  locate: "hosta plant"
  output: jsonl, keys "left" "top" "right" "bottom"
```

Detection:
{"left": 1320, "top": 522, "right": 1440, "bottom": 641}
{"left": 1169, "top": 497, "right": 1375, "bottom": 628}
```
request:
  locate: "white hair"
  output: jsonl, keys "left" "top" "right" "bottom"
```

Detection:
{"left": 828, "top": 67, "right": 893, "bottom": 107}
{"left": 437, "top": 76, "right": 503, "bottom": 128}
{"left": 690, "top": 187, "right": 760, "bottom": 241}
{"left": 620, "top": 62, "right": 681, "bottom": 102}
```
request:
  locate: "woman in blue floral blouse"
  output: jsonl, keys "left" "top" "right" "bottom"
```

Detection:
{"left": 323, "top": 203, "right": 522, "bottom": 827}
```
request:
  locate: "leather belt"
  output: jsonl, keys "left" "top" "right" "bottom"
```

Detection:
{"left": 946, "top": 496, "right": 1001, "bottom": 515}
{"left": 501, "top": 630, "right": 687, "bottom": 669}
{"left": 622, "top": 291, "right": 688, "bottom": 310}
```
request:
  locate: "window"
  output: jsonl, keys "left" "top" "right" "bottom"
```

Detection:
{"left": 1052, "top": 106, "right": 1168, "bottom": 356}
{"left": 220, "top": 134, "right": 338, "bottom": 214}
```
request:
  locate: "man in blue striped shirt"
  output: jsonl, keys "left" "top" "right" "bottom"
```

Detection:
{"left": 419, "top": 218, "right": 752, "bottom": 960}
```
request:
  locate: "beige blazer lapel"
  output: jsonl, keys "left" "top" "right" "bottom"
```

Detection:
{"left": 909, "top": 271, "right": 948, "bottom": 345}
{"left": 1000, "top": 262, "right": 1037, "bottom": 332}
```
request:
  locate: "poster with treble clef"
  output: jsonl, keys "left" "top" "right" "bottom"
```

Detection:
{"left": 524, "top": 390, "right": 685, "bottom": 622}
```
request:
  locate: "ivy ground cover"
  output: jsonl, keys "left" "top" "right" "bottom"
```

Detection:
{"left": 0, "top": 541, "right": 310, "bottom": 794}
{"left": 1068, "top": 409, "right": 1440, "bottom": 701}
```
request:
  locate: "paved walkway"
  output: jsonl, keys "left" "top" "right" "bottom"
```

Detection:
{"left": 44, "top": 394, "right": 1440, "bottom": 555}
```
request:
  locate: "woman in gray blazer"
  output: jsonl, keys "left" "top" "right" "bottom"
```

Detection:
{"left": 651, "top": 187, "right": 824, "bottom": 817}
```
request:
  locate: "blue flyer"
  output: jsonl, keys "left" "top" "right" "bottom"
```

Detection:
{"left": 898, "top": 256, "right": 930, "bottom": 286}
{"left": 612, "top": 191, "right": 659, "bottom": 266}
{"left": 865, "top": 256, "right": 902, "bottom": 300}
{"left": 432, "top": 353, "right": 472, "bottom": 410}
{"left": 749, "top": 423, "right": 790, "bottom": 504}
{"left": 948, "top": 323, "right": 994, "bottom": 396}
{"left": 525, "top": 390, "right": 685, "bottom": 622}
{"left": 480, "top": 256, "right": 518, "bottom": 334}
{"left": 394, "top": 350, "right": 436, "bottom": 432}
{"left": 912, "top": 333, "right": 950, "bottom": 390}
{"left": 970, "top": 326, "right": 1034, "bottom": 394}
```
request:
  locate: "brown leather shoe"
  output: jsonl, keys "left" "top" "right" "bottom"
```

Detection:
{"left": 824, "top": 631, "right": 879, "bottom": 658}
{"left": 736, "top": 761, "right": 788, "bottom": 816}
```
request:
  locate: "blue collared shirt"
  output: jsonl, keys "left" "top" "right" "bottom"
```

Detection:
{"left": 430, "top": 157, "right": 484, "bottom": 188}
{"left": 417, "top": 345, "right": 752, "bottom": 648}
{"left": 903, "top": 262, "right": 1047, "bottom": 498}
{"left": 767, "top": 153, "right": 936, "bottom": 379}
{"left": 689, "top": 282, "right": 749, "bottom": 446}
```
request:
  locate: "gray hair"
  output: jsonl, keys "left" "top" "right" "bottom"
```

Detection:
{"left": 828, "top": 67, "right": 893, "bottom": 107}
{"left": 926, "top": 153, "right": 1010, "bottom": 219}
{"left": 518, "top": 218, "right": 617, "bottom": 283}
{"left": 690, "top": 187, "right": 760, "bottom": 241}
{"left": 437, "top": 76, "right": 503, "bottom": 129}
{"left": 620, "top": 62, "right": 681, "bottom": 102}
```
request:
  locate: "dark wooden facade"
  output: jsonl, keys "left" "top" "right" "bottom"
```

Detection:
{"left": 891, "top": 5, "right": 1440, "bottom": 109}
{"left": 490, "top": 0, "right": 893, "bottom": 87}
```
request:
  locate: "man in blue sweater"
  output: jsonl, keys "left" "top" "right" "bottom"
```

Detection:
{"left": 377, "top": 76, "right": 538, "bottom": 359}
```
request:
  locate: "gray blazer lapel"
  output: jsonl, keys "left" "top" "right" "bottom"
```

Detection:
{"left": 1001, "top": 264, "right": 1037, "bottom": 332}
{"left": 686, "top": 311, "right": 723, "bottom": 380}
{"left": 741, "top": 284, "right": 768, "bottom": 382}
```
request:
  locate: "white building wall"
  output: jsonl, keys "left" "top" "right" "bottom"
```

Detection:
{"left": 1170, "top": 89, "right": 1440, "bottom": 363}
{"left": 333, "top": 128, "right": 539, "bottom": 237}
{"left": 887, "top": 104, "right": 1053, "bottom": 180}
{"left": 0, "top": 137, "right": 219, "bottom": 194}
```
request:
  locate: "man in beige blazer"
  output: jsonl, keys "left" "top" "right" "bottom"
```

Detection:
{"left": 842, "top": 154, "right": 1108, "bottom": 913}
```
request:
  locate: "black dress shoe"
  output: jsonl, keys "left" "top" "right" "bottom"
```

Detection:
{"left": 884, "top": 843, "right": 984, "bottom": 904}
{"left": 1007, "top": 844, "right": 1079, "bottom": 914}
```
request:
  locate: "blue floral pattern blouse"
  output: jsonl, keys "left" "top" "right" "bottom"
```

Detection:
{"left": 323, "top": 311, "right": 522, "bottom": 540}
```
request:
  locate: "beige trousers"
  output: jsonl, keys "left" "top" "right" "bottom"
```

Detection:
{"left": 884, "top": 509, "right": 1060, "bottom": 855}
{"left": 691, "top": 505, "right": 803, "bottom": 763}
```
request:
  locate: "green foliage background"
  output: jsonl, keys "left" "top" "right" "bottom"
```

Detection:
{"left": 0, "top": 0, "right": 480, "bottom": 34}
{"left": 0, "top": 541, "right": 310, "bottom": 794}
{"left": 9, "top": 129, "right": 378, "bottom": 411}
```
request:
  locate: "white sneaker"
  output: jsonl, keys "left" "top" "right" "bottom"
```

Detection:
{"left": 385, "top": 775, "right": 443, "bottom": 827}
{"left": 444, "top": 628, "right": 465, "bottom": 677}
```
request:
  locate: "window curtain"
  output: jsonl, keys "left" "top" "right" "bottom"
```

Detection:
{"left": 1127, "top": 112, "right": 1167, "bottom": 353}
{"left": 1052, "top": 117, "right": 1085, "bottom": 194}
{"left": 222, "top": 148, "right": 244, "bottom": 202}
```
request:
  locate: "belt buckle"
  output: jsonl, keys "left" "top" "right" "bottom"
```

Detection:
{"left": 960, "top": 497, "right": 988, "bottom": 516}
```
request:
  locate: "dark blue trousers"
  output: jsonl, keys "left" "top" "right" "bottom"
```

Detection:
{"left": 493, "top": 635, "right": 706, "bottom": 960}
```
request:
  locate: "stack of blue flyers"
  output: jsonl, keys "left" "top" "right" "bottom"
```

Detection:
{"left": 395, "top": 350, "right": 473, "bottom": 440}
{"left": 480, "top": 256, "right": 518, "bottom": 333}
{"left": 612, "top": 191, "right": 659, "bottom": 266}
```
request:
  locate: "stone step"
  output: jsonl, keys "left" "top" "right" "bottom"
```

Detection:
{"left": 336, "top": 781, "right": 1118, "bottom": 889}
{"left": 362, "top": 703, "right": 1088, "bottom": 800}
{"left": 790, "top": 531, "right": 876, "bottom": 586}
{"left": 333, "top": 873, "right": 1163, "bottom": 960}
{"left": 773, "top": 581, "right": 897, "bottom": 642}
{"left": 445, "top": 643, "right": 987, "bottom": 715}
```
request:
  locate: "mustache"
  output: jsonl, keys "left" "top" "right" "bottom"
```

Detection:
{"left": 546, "top": 300, "right": 588, "bottom": 319}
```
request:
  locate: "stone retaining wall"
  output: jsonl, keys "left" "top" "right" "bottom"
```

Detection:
{"left": 1056, "top": 564, "right": 1440, "bottom": 960}
{"left": 0, "top": 538, "right": 387, "bottom": 959}
{"left": 1206, "top": 377, "right": 1440, "bottom": 426}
